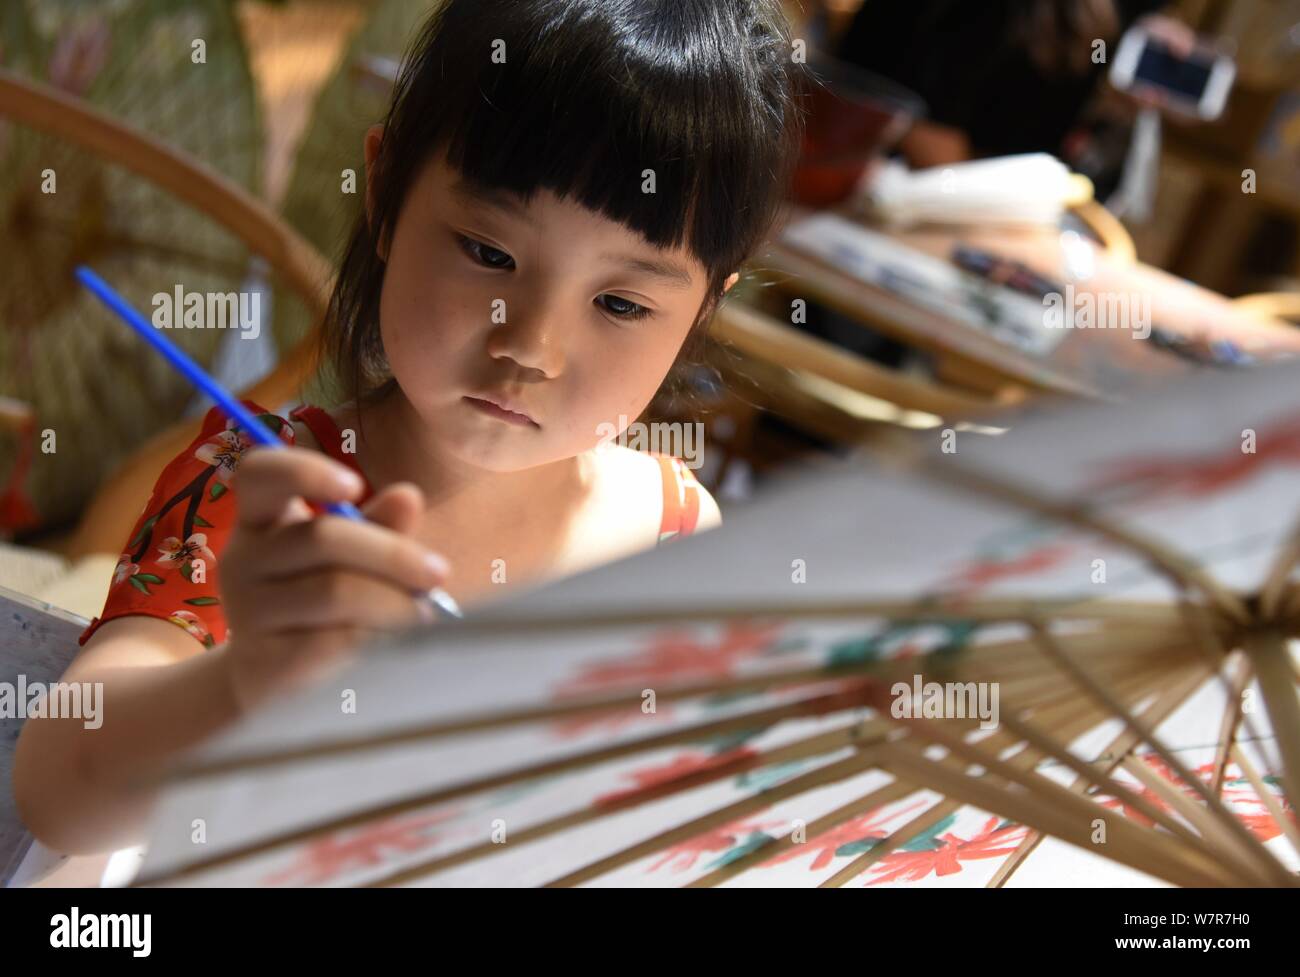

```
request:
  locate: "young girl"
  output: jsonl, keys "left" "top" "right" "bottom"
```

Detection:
{"left": 14, "top": 0, "right": 803, "bottom": 857}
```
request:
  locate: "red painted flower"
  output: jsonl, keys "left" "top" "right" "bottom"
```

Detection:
{"left": 595, "top": 748, "right": 759, "bottom": 809}
{"left": 1092, "top": 414, "right": 1300, "bottom": 503}
{"left": 647, "top": 816, "right": 785, "bottom": 875}
{"left": 764, "top": 798, "right": 932, "bottom": 872}
{"left": 1097, "top": 754, "right": 1295, "bottom": 842}
{"left": 556, "top": 620, "right": 784, "bottom": 698}
{"left": 944, "top": 543, "right": 1075, "bottom": 599}
{"left": 549, "top": 702, "right": 676, "bottom": 739}
{"left": 262, "top": 810, "right": 458, "bottom": 886}
{"left": 865, "top": 817, "right": 1028, "bottom": 885}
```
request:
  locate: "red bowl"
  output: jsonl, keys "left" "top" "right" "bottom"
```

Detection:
{"left": 790, "top": 54, "right": 925, "bottom": 209}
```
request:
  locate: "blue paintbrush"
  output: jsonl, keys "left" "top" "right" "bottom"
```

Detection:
{"left": 75, "top": 265, "right": 462, "bottom": 621}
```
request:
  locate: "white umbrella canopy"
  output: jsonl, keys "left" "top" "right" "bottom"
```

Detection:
{"left": 131, "top": 360, "right": 1300, "bottom": 887}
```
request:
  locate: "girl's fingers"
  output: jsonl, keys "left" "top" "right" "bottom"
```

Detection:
{"left": 360, "top": 481, "right": 425, "bottom": 536}
{"left": 247, "top": 569, "right": 434, "bottom": 633}
{"left": 232, "top": 447, "right": 365, "bottom": 531}
{"left": 254, "top": 514, "right": 449, "bottom": 591}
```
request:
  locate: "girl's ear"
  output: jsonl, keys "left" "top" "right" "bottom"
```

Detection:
{"left": 722, "top": 272, "right": 740, "bottom": 293}
{"left": 363, "top": 124, "right": 389, "bottom": 261}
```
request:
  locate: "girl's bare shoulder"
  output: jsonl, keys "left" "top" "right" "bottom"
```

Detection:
{"left": 589, "top": 443, "right": 720, "bottom": 537}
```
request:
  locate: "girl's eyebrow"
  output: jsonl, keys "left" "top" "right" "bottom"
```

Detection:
{"left": 449, "top": 176, "right": 696, "bottom": 290}
{"left": 599, "top": 253, "right": 695, "bottom": 290}
{"left": 449, "top": 177, "right": 538, "bottom": 227}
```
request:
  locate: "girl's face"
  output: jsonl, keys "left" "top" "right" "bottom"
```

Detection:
{"left": 368, "top": 131, "right": 734, "bottom": 472}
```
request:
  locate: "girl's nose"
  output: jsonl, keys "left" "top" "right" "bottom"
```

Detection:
{"left": 484, "top": 303, "right": 568, "bottom": 379}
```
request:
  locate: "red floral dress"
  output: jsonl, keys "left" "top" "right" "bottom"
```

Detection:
{"left": 78, "top": 401, "right": 704, "bottom": 650}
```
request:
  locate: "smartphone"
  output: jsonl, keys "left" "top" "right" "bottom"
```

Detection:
{"left": 1109, "top": 25, "right": 1236, "bottom": 121}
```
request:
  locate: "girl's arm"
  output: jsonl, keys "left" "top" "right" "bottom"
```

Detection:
{"left": 15, "top": 447, "right": 452, "bottom": 856}
{"left": 13, "top": 616, "right": 243, "bottom": 855}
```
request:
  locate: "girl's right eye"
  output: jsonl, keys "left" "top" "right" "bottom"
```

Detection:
{"left": 455, "top": 233, "right": 515, "bottom": 270}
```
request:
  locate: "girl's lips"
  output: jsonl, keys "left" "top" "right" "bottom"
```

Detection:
{"left": 463, "top": 396, "right": 538, "bottom": 428}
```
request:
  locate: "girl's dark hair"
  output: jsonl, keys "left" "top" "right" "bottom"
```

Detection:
{"left": 319, "top": 0, "right": 805, "bottom": 411}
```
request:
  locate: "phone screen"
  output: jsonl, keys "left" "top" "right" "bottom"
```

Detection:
{"left": 1134, "top": 41, "right": 1212, "bottom": 100}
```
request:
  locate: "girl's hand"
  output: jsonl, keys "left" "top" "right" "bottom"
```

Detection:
{"left": 219, "top": 446, "right": 451, "bottom": 713}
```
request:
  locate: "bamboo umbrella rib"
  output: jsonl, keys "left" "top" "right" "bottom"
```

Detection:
{"left": 1027, "top": 622, "right": 1294, "bottom": 885}
{"left": 1118, "top": 756, "right": 1279, "bottom": 886}
{"left": 1284, "top": 584, "right": 1300, "bottom": 624}
{"left": 364, "top": 596, "right": 1210, "bottom": 648}
{"left": 1240, "top": 631, "right": 1300, "bottom": 824}
{"left": 1174, "top": 600, "right": 1280, "bottom": 778}
{"left": 170, "top": 616, "right": 1202, "bottom": 781}
{"left": 143, "top": 644, "right": 1200, "bottom": 888}
{"left": 984, "top": 684, "right": 1211, "bottom": 852}
{"left": 818, "top": 675, "right": 1155, "bottom": 891}
{"left": 876, "top": 739, "right": 1242, "bottom": 888}
{"left": 1229, "top": 744, "right": 1300, "bottom": 860}
{"left": 683, "top": 780, "right": 922, "bottom": 888}
{"left": 874, "top": 675, "right": 1276, "bottom": 885}
{"left": 134, "top": 685, "right": 891, "bottom": 886}
{"left": 819, "top": 800, "right": 964, "bottom": 888}
{"left": 689, "top": 668, "right": 1156, "bottom": 890}
{"left": 1210, "top": 652, "right": 1251, "bottom": 796}
{"left": 1259, "top": 519, "right": 1300, "bottom": 622}
{"left": 140, "top": 627, "right": 1192, "bottom": 884}
{"left": 364, "top": 720, "right": 888, "bottom": 888}
{"left": 751, "top": 659, "right": 1193, "bottom": 890}
{"left": 882, "top": 443, "right": 1254, "bottom": 627}
{"left": 989, "top": 664, "right": 1214, "bottom": 887}
{"left": 148, "top": 633, "right": 1159, "bottom": 886}
{"left": 542, "top": 747, "right": 889, "bottom": 887}
{"left": 170, "top": 664, "right": 896, "bottom": 780}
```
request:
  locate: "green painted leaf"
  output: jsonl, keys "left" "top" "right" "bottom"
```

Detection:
{"left": 193, "top": 515, "right": 213, "bottom": 528}
{"left": 901, "top": 814, "right": 958, "bottom": 851}
{"left": 703, "top": 728, "right": 762, "bottom": 753}
{"left": 180, "top": 562, "right": 194, "bottom": 581}
{"left": 705, "top": 832, "right": 775, "bottom": 871}
{"left": 128, "top": 576, "right": 152, "bottom": 595}
{"left": 209, "top": 482, "right": 227, "bottom": 502}
{"left": 133, "top": 573, "right": 164, "bottom": 584}
{"left": 827, "top": 632, "right": 887, "bottom": 669}
{"left": 835, "top": 837, "right": 882, "bottom": 857}
{"left": 184, "top": 596, "right": 220, "bottom": 606}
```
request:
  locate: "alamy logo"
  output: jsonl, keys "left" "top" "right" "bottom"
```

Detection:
{"left": 151, "top": 285, "right": 261, "bottom": 339}
{"left": 1041, "top": 284, "right": 1150, "bottom": 339}
{"left": 49, "top": 907, "right": 151, "bottom": 957}
{"left": 594, "top": 415, "right": 704, "bottom": 468}
{"left": 891, "top": 675, "right": 1000, "bottom": 730}
{"left": 0, "top": 676, "right": 101, "bottom": 729}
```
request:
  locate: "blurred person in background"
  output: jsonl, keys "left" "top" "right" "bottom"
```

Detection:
{"left": 833, "top": 0, "right": 1186, "bottom": 191}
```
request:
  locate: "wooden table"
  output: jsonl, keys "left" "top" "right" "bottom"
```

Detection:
{"left": 744, "top": 204, "right": 1300, "bottom": 404}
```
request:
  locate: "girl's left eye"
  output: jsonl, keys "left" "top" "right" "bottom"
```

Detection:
{"left": 596, "top": 294, "right": 651, "bottom": 321}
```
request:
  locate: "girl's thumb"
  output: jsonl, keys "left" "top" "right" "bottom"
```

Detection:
{"left": 359, "top": 481, "right": 425, "bottom": 536}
